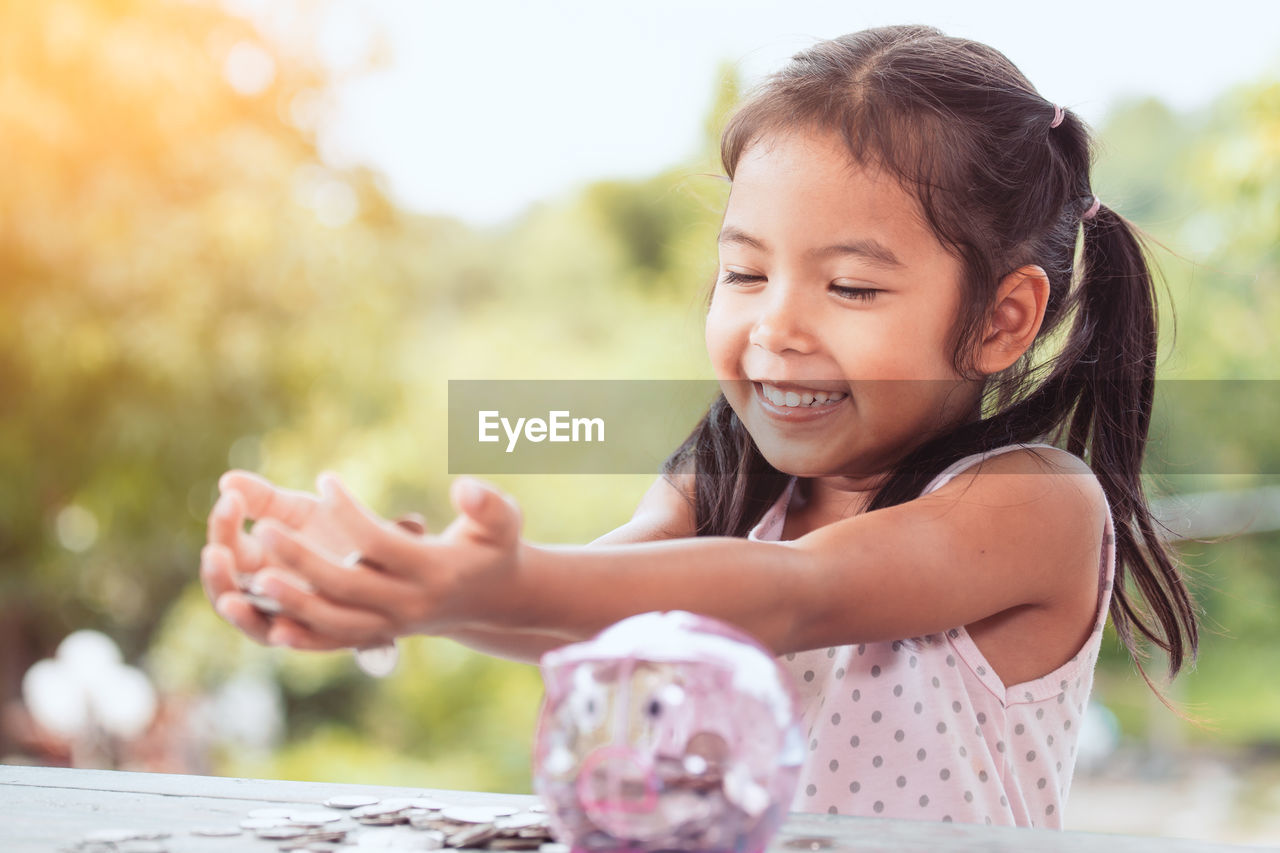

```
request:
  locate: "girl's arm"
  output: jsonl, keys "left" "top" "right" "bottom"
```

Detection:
{"left": 509, "top": 448, "right": 1105, "bottom": 653}
{"left": 427, "top": 472, "right": 699, "bottom": 661}
{"left": 247, "top": 448, "right": 1105, "bottom": 657}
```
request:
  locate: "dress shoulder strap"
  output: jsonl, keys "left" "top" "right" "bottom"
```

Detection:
{"left": 920, "top": 442, "right": 1065, "bottom": 497}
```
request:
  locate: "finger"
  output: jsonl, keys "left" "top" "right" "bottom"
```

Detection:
{"left": 253, "top": 567, "right": 395, "bottom": 648}
{"left": 265, "top": 616, "right": 351, "bottom": 652}
{"left": 254, "top": 519, "right": 411, "bottom": 615}
{"left": 394, "top": 513, "right": 428, "bottom": 537}
{"left": 200, "top": 543, "right": 239, "bottom": 602}
{"left": 213, "top": 593, "right": 275, "bottom": 645}
{"left": 448, "top": 477, "right": 523, "bottom": 548}
{"left": 220, "top": 469, "right": 318, "bottom": 529}
{"left": 203, "top": 544, "right": 275, "bottom": 644}
{"left": 208, "top": 489, "right": 263, "bottom": 574}
{"left": 316, "top": 472, "right": 424, "bottom": 570}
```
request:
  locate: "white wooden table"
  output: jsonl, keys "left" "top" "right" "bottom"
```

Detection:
{"left": 0, "top": 764, "right": 1249, "bottom": 852}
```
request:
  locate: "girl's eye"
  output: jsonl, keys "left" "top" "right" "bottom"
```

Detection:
{"left": 832, "top": 284, "right": 879, "bottom": 302}
{"left": 719, "top": 270, "right": 763, "bottom": 286}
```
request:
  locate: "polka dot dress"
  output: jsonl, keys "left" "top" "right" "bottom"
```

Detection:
{"left": 748, "top": 443, "right": 1115, "bottom": 828}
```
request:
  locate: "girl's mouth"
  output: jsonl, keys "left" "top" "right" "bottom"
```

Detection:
{"left": 753, "top": 382, "right": 848, "bottom": 421}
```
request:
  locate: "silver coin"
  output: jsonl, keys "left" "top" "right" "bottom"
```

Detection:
{"left": 288, "top": 811, "right": 344, "bottom": 826}
{"left": 323, "top": 795, "right": 381, "bottom": 809}
{"left": 248, "top": 807, "right": 297, "bottom": 819}
{"left": 354, "top": 642, "right": 398, "bottom": 677}
{"left": 351, "top": 803, "right": 411, "bottom": 819}
{"left": 380, "top": 797, "right": 446, "bottom": 811}
{"left": 447, "top": 823, "right": 499, "bottom": 847}
{"left": 241, "top": 816, "right": 292, "bottom": 829}
{"left": 440, "top": 805, "right": 519, "bottom": 823}
{"left": 257, "top": 825, "right": 310, "bottom": 840}
{"left": 243, "top": 592, "right": 283, "bottom": 614}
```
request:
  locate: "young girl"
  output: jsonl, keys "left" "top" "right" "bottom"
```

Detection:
{"left": 200, "top": 25, "right": 1198, "bottom": 829}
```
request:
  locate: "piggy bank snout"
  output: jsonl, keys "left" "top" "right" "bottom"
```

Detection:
{"left": 576, "top": 745, "right": 659, "bottom": 832}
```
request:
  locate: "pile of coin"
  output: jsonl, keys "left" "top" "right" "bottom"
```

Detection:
{"left": 69, "top": 796, "right": 565, "bottom": 853}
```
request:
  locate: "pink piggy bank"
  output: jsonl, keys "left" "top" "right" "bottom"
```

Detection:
{"left": 533, "top": 611, "right": 804, "bottom": 853}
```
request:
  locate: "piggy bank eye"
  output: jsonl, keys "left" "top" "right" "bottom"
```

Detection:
{"left": 641, "top": 683, "right": 683, "bottom": 722}
{"left": 569, "top": 664, "right": 609, "bottom": 732}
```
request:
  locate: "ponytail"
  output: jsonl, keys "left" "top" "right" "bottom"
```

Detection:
{"left": 1071, "top": 205, "right": 1200, "bottom": 681}
{"left": 863, "top": 202, "right": 1200, "bottom": 682}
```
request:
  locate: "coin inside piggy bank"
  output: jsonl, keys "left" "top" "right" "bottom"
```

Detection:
{"left": 534, "top": 611, "right": 804, "bottom": 853}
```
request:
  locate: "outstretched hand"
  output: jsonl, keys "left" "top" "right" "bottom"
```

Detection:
{"left": 200, "top": 471, "right": 526, "bottom": 651}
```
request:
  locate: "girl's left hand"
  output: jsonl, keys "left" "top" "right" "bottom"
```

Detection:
{"left": 245, "top": 474, "right": 526, "bottom": 650}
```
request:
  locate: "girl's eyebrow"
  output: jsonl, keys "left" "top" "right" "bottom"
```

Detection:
{"left": 717, "top": 226, "right": 904, "bottom": 269}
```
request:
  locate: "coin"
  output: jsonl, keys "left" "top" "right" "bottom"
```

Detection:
{"left": 351, "top": 802, "right": 411, "bottom": 819}
{"left": 248, "top": 807, "right": 297, "bottom": 819}
{"left": 289, "top": 810, "right": 344, "bottom": 826}
{"left": 440, "top": 805, "right": 520, "bottom": 823}
{"left": 242, "top": 592, "right": 283, "bottom": 614}
{"left": 380, "top": 797, "right": 448, "bottom": 811}
{"left": 446, "top": 824, "right": 499, "bottom": 848}
{"left": 324, "top": 795, "right": 381, "bottom": 809}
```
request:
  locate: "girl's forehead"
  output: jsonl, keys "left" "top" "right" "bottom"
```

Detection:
{"left": 725, "top": 131, "right": 936, "bottom": 259}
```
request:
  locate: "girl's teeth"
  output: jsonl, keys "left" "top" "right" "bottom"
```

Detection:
{"left": 761, "top": 384, "right": 847, "bottom": 408}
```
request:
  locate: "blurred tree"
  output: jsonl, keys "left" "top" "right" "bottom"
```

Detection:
{"left": 0, "top": 0, "right": 546, "bottom": 789}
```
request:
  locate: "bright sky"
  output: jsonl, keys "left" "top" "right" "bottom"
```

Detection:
{"left": 234, "top": 0, "right": 1280, "bottom": 225}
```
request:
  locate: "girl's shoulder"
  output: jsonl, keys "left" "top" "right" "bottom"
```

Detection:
{"left": 922, "top": 442, "right": 1099, "bottom": 498}
{"left": 921, "top": 442, "right": 1111, "bottom": 579}
{"left": 588, "top": 470, "right": 697, "bottom": 546}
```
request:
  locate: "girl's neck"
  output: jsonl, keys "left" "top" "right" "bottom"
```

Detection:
{"left": 792, "top": 474, "right": 886, "bottom": 523}
{"left": 791, "top": 405, "right": 985, "bottom": 522}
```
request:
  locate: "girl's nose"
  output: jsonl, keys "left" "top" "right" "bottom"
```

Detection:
{"left": 748, "top": 286, "right": 816, "bottom": 354}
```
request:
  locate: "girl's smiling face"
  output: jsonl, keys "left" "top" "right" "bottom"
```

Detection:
{"left": 706, "top": 129, "right": 986, "bottom": 486}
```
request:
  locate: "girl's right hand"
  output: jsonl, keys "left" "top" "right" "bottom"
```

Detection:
{"left": 200, "top": 470, "right": 407, "bottom": 646}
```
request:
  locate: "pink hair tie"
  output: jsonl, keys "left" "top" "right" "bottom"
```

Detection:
{"left": 1050, "top": 104, "right": 1065, "bottom": 128}
{"left": 1082, "top": 195, "right": 1101, "bottom": 220}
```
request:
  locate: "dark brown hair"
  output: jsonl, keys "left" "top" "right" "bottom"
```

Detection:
{"left": 662, "top": 25, "right": 1199, "bottom": 683}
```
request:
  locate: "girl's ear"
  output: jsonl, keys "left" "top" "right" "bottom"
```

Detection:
{"left": 974, "top": 265, "right": 1050, "bottom": 376}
